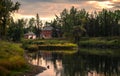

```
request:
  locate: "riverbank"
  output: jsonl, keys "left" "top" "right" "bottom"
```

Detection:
{"left": 78, "top": 48, "right": 120, "bottom": 57}
{"left": 18, "top": 64, "right": 46, "bottom": 76}
{"left": 22, "top": 39, "right": 77, "bottom": 51}
{"left": 79, "top": 37, "right": 120, "bottom": 49}
{"left": 0, "top": 40, "right": 46, "bottom": 76}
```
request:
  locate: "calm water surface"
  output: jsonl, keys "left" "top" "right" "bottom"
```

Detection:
{"left": 27, "top": 50, "right": 120, "bottom": 76}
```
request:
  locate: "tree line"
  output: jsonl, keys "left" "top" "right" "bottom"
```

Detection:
{"left": 52, "top": 6, "right": 120, "bottom": 38}
{"left": 0, "top": 0, "right": 120, "bottom": 42}
{"left": 49, "top": 6, "right": 120, "bottom": 43}
{"left": 0, "top": 0, "right": 43, "bottom": 41}
{"left": 7, "top": 13, "right": 42, "bottom": 42}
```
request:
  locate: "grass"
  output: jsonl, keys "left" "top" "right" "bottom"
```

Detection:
{"left": 0, "top": 41, "right": 29, "bottom": 76}
{"left": 22, "top": 39, "right": 77, "bottom": 51}
{"left": 79, "top": 37, "right": 120, "bottom": 49}
{"left": 78, "top": 48, "right": 120, "bottom": 57}
{"left": 78, "top": 37, "right": 120, "bottom": 56}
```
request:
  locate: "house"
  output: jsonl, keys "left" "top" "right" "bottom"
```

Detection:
{"left": 41, "top": 26, "right": 53, "bottom": 39}
{"left": 24, "top": 32, "right": 36, "bottom": 39}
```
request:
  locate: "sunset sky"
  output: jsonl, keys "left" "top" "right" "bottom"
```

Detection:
{"left": 12, "top": 0, "right": 120, "bottom": 22}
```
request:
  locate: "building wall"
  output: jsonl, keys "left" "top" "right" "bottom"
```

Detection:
{"left": 41, "top": 30, "right": 52, "bottom": 39}
{"left": 24, "top": 35, "right": 36, "bottom": 39}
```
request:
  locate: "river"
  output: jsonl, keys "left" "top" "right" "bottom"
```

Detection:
{"left": 26, "top": 49, "right": 120, "bottom": 76}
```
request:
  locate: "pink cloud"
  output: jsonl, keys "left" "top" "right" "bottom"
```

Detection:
{"left": 12, "top": 0, "right": 119, "bottom": 22}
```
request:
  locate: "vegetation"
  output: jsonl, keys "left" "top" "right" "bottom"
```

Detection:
{"left": 7, "top": 19, "right": 25, "bottom": 42}
{"left": 35, "top": 13, "right": 43, "bottom": 38}
{"left": 49, "top": 7, "right": 120, "bottom": 43}
{"left": 22, "top": 39, "right": 77, "bottom": 51}
{"left": 78, "top": 37, "right": 120, "bottom": 49}
{"left": 0, "top": 0, "right": 20, "bottom": 39}
{"left": 78, "top": 48, "right": 120, "bottom": 57}
{"left": 39, "top": 50, "right": 77, "bottom": 54}
{"left": 0, "top": 41, "right": 28, "bottom": 76}
{"left": 0, "top": 0, "right": 120, "bottom": 75}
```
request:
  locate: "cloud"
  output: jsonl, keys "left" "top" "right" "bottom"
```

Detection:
{"left": 12, "top": 0, "right": 113, "bottom": 4}
{"left": 11, "top": 0, "right": 120, "bottom": 22}
{"left": 110, "top": 2, "right": 120, "bottom": 8}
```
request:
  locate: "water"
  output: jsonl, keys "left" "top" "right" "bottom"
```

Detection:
{"left": 27, "top": 50, "right": 120, "bottom": 76}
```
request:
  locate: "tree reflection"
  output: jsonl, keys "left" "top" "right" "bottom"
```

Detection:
{"left": 62, "top": 52, "right": 120, "bottom": 76}
{"left": 27, "top": 50, "right": 120, "bottom": 76}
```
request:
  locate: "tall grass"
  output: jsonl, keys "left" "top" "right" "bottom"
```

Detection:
{"left": 22, "top": 39, "right": 77, "bottom": 51}
{"left": 79, "top": 37, "right": 120, "bottom": 48}
{"left": 0, "top": 41, "right": 28, "bottom": 76}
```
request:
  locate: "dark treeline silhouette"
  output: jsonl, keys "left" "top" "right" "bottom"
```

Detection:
{"left": 51, "top": 6, "right": 120, "bottom": 38}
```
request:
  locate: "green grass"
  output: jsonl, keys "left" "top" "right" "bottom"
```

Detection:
{"left": 78, "top": 37, "right": 120, "bottom": 56}
{"left": 0, "top": 41, "right": 29, "bottom": 76}
{"left": 22, "top": 38, "right": 71, "bottom": 45}
{"left": 79, "top": 48, "right": 120, "bottom": 57}
{"left": 79, "top": 37, "right": 120, "bottom": 48}
{"left": 22, "top": 39, "right": 77, "bottom": 51}
{"left": 38, "top": 50, "right": 77, "bottom": 54}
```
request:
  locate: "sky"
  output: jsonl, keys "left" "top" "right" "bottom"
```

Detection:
{"left": 11, "top": 0, "right": 120, "bottom": 23}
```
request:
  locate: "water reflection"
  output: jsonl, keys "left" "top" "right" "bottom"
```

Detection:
{"left": 27, "top": 51, "right": 120, "bottom": 76}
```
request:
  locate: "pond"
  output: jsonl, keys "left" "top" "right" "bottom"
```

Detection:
{"left": 27, "top": 50, "right": 120, "bottom": 76}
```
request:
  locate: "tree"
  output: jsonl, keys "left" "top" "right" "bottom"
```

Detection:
{"left": 50, "top": 19, "right": 62, "bottom": 38}
{"left": 28, "top": 18, "right": 36, "bottom": 32}
{"left": 73, "top": 26, "right": 86, "bottom": 43}
{"left": 59, "top": 7, "right": 88, "bottom": 38}
{"left": 7, "top": 19, "right": 25, "bottom": 42}
{"left": 51, "top": 7, "right": 120, "bottom": 39}
{"left": 35, "top": 13, "right": 42, "bottom": 38}
{"left": 0, "top": 0, "right": 20, "bottom": 39}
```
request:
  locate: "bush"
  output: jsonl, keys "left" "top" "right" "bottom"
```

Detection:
{"left": 0, "top": 66, "right": 10, "bottom": 76}
{"left": 0, "top": 41, "right": 28, "bottom": 75}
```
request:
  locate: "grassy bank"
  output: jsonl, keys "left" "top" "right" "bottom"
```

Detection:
{"left": 0, "top": 41, "right": 28, "bottom": 76}
{"left": 79, "top": 37, "right": 120, "bottom": 49}
{"left": 22, "top": 39, "right": 77, "bottom": 51}
{"left": 78, "top": 48, "right": 120, "bottom": 57}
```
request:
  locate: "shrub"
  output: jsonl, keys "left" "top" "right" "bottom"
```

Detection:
{"left": 0, "top": 41, "right": 28, "bottom": 75}
{"left": 0, "top": 66, "right": 10, "bottom": 76}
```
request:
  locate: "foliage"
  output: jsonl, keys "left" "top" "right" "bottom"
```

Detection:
{"left": 85, "top": 9, "right": 120, "bottom": 37}
{"left": 52, "top": 7, "right": 120, "bottom": 43}
{"left": 0, "top": 41, "right": 28, "bottom": 76}
{"left": 79, "top": 48, "right": 120, "bottom": 57}
{"left": 35, "top": 13, "right": 42, "bottom": 38}
{"left": 79, "top": 37, "right": 120, "bottom": 49}
{"left": 0, "top": 0, "right": 20, "bottom": 39}
{"left": 22, "top": 39, "right": 77, "bottom": 51}
{"left": 7, "top": 19, "right": 25, "bottom": 42}
{"left": 55, "top": 7, "right": 88, "bottom": 39}
{"left": 49, "top": 19, "right": 62, "bottom": 38}
{"left": 23, "top": 14, "right": 43, "bottom": 39}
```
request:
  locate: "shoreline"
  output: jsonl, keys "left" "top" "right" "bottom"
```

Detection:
{"left": 18, "top": 64, "right": 46, "bottom": 76}
{"left": 20, "top": 51, "right": 47, "bottom": 76}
